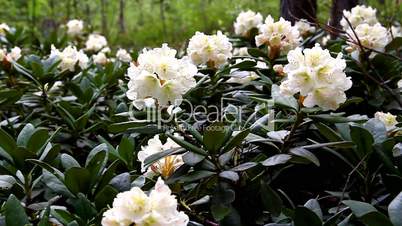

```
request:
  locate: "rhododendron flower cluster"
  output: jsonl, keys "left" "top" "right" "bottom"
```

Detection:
{"left": 126, "top": 44, "right": 197, "bottom": 109}
{"left": 116, "top": 48, "right": 132, "bottom": 62}
{"left": 340, "top": 5, "right": 378, "bottom": 29}
{"left": 295, "top": 19, "right": 316, "bottom": 37}
{"left": 0, "top": 23, "right": 10, "bottom": 36}
{"left": 85, "top": 34, "right": 108, "bottom": 52}
{"left": 138, "top": 134, "right": 184, "bottom": 178}
{"left": 255, "top": 15, "right": 301, "bottom": 59}
{"left": 93, "top": 52, "right": 108, "bottom": 65}
{"left": 234, "top": 10, "right": 263, "bottom": 37}
{"left": 102, "top": 177, "right": 189, "bottom": 226}
{"left": 0, "top": 47, "right": 22, "bottom": 62}
{"left": 375, "top": 112, "right": 398, "bottom": 131}
{"left": 66, "top": 19, "right": 84, "bottom": 36}
{"left": 346, "top": 23, "right": 389, "bottom": 58}
{"left": 280, "top": 44, "right": 352, "bottom": 110}
{"left": 50, "top": 45, "right": 89, "bottom": 72}
{"left": 187, "top": 31, "right": 232, "bottom": 68}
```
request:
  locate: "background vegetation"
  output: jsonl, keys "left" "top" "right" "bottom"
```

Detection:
{"left": 0, "top": 0, "right": 400, "bottom": 51}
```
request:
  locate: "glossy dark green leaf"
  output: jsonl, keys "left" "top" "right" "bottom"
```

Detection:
{"left": 64, "top": 167, "right": 91, "bottom": 195}
{"left": 290, "top": 148, "right": 320, "bottom": 166}
{"left": 293, "top": 206, "right": 322, "bottom": 226}
{"left": 350, "top": 125, "right": 374, "bottom": 158}
{"left": 260, "top": 181, "right": 282, "bottom": 216}
{"left": 203, "top": 122, "right": 228, "bottom": 154}
{"left": 262, "top": 154, "right": 292, "bottom": 166}
{"left": 388, "top": 192, "right": 402, "bottom": 226}
{"left": 4, "top": 195, "right": 30, "bottom": 226}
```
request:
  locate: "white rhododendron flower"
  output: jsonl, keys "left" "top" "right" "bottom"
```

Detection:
{"left": 295, "top": 19, "right": 316, "bottom": 37}
{"left": 85, "top": 34, "right": 108, "bottom": 52}
{"left": 398, "top": 79, "right": 402, "bottom": 89}
{"left": 255, "top": 15, "right": 301, "bottom": 58}
{"left": 233, "top": 47, "right": 249, "bottom": 56}
{"left": 341, "top": 5, "right": 378, "bottom": 29}
{"left": 126, "top": 44, "right": 197, "bottom": 109}
{"left": 116, "top": 48, "right": 132, "bottom": 62}
{"left": 187, "top": 31, "right": 232, "bottom": 68}
{"left": 50, "top": 45, "right": 89, "bottom": 72}
{"left": 279, "top": 44, "right": 352, "bottom": 110}
{"left": 375, "top": 112, "right": 398, "bottom": 131}
{"left": 66, "top": 19, "right": 84, "bottom": 36}
{"left": 390, "top": 26, "right": 402, "bottom": 38}
{"left": 227, "top": 59, "right": 266, "bottom": 84}
{"left": 7, "top": 47, "right": 22, "bottom": 61}
{"left": 0, "top": 23, "right": 10, "bottom": 35}
{"left": 346, "top": 23, "right": 389, "bottom": 58}
{"left": 101, "top": 177, "right": 189, "bottom": 226}
{"left": 138, "top": 134, "right": 184, "bottom": 178}
{"left": 93, "top": 52, "right": 108, "bottom": 65}
{"left": 234, "top": 10, "right": 263, "bottom": 37}
{"left": 0, "top": 47, "right": 22, "bottom": 62}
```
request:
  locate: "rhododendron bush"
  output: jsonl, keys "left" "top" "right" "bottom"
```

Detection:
{"left": 1, "top": 4, "right": 402, "bottom": 226}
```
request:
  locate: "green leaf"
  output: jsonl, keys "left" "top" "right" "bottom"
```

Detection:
{"left": 144, "top": 147, "right": 185, "bottom": 168}
{"left": 0, "top": 175, "right": 16, "bottom": 190}
{"left": 222, "top": 129, "right": 250, "bottom": 153}
{"left": 350, "top": 125, "right": 374, "bottom": 158}
{"left": 388, "top": 192, "right": 402, "bottom": 226}
{"left": 260, "top": 181, "right": 282, "bottom": 216}
{"left": 272, "top": 85, "right": 298, "bottom": 110}
{"left": 290, "top": 148, "right": 320, "bottom": 166}
{"left": 64, "top": 167, "right": 91, "bottom": 195}
{"left": 183, "top": 152, "right": 205, "bottom": 166}
{"left": 304, "top": 199, "right": 323, "bottom": 220}
{"left": 315, "top": 122, "right": 342, "bottom": 142}
{"left": 231, "top": 162, "right": 258, "bottom": 171}
{"left": 4, "top": 195, "right": 30, "bottom": 226}
{"left": 108, "top": 121, "right": 150, "bottom": 133}
{"left": 343, "top": 200, "right": 393, "bottom": 226}
{"left": 16, "top": 124, "right": 35, "bottom": 147}
{"left": 203, "top": 122, "right": 228, "bottom": 154}
{"left": 60, "top": 154, "right": 81, "bottom": 170}
{"left": 178, "top": 170, "right": 216, "bottom": 183}
{"left": 219, "top": 171, "right": 239, "bottom": 182}
{"left": 211, "top": 204, "right": 231, "bottom": 221}
{"left": 248, "top": 48, "right": 267, "bottom": 58}
{"left": 26, "top": 128, "right": 49, "bottom": 153}
{"left": 293, "top": 206, "right": 322, "bottom": 226}
{"left": 0, "top": 128, "right": 16, "bottom": 156}
{"left": 95, "top": 185, "right": 118, "bottom": 210}
{"left": 364, "top": 119, "right": 387, "bottom": 144}
{"left": 117, "top": 137, "right": 134, "bottom": 167}
{"left": 38, "top": 206, "right": 51, "bottom": 226}
{"left": 167, "top": 133, "right": 207, "bottom": 156}
{"left": 386, "top": 37, "right": 402, "bottom": 51}
{"left": 262, "top": 154, "right": 292, "bottom": 166}
{"left": 230, "top": 60, "right": 257, "bottom": 69}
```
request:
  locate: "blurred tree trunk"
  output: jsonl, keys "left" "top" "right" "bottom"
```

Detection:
{"left": 101, "top": 0, "right": 108, "bottom": 35}
{"left": 66, "top": 0, "right": 71, "bottom": 19}
{"left": 159, "top": 0, "right": 167, "bottom": 41}
{"left": 118, "top": 0, "right": 126, "bottom": 33}
{"left": 31, "top": 0, "right": 37, "bottom": 33}
{"left": 136, "top": 0, "right": 144, "bottom": 26}
{"left": 86, "top": 1, "right": 92, "bottom": 28}
{"left": 280, "top": 0, "right": 317, "bottom": 24}
{"left": 329, "top": 0, "right": 358, "bottom": 37}
{"left": 73, "top": 0, "right": 78, "bottom": 18}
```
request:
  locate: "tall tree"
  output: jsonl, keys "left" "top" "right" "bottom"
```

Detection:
{"left": 118, "top": 0, "right": 126, "bottom": 33}
{"left": 159, "top": 0, "right": 167, "bottom": 41}
{"left": 280, "top": 0, "right": 317, "bottom": 24}
{"left": 329, "top": 0, "right": 358, "bottom": 37}
{"left": 100, "top": 0, "right": 108, "bottom": 36}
